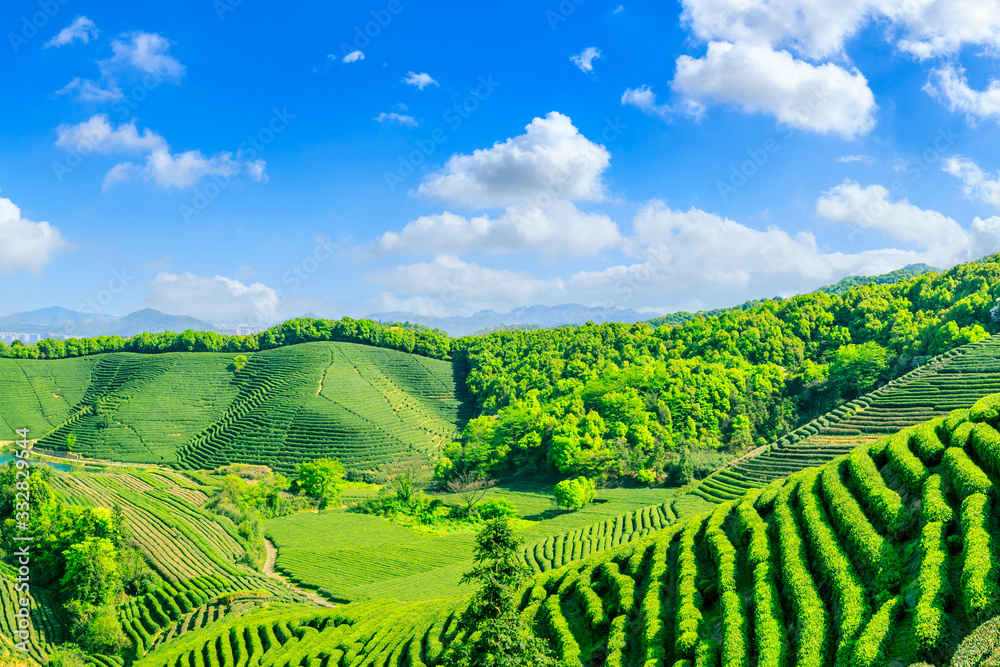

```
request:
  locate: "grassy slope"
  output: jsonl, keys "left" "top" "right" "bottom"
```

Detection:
{"left": 0, "top": 342, "right": 472, "bottom": 472}
{"left": 263, "top": 484, "right": 714, "bottom": 603}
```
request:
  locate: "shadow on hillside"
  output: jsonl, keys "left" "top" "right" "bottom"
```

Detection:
{"left": 522, "top": 508, "right": 574, "bottom": 521}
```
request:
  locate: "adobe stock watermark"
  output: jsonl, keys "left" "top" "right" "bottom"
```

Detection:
{"left": 52, "top": 74, "right": 168, "bottom": 183}
{"left": 546, "top": 0, "right": 586, "bottom": 30}
{"left": 504, "top": 116, "right": 627, "bottom": 227}
{"left": 334, "top": 0, "right": 409, "bottom": 58}
{"left": 64, "top": 267, "right": 136, "bottom": 336}
{"left": 841, "top": 126, "right": 959, "bottom": 244}
{"left": 11, "top": 427, "right": 33, "bottom": 654}
{"left": 241, "top": 235, "right": 341, "bottom": 329}
{"left": 7, "top": 0, "right": 71, "bottom": 54}
{"left": 715, "top": 83, "right": 832, "bottom": 202}
{"left": 384, "top": 75, "right": 501, "bottom": 192}
{"left": 179, "top": 107, "right": 294, "bottom": 223}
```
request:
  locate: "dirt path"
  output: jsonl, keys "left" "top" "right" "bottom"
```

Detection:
{"left": 263, "top": 539, "right": 335, "bottom": 608}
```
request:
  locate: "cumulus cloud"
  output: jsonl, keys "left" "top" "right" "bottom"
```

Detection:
{"left": 374, "top": 112, "right": 418, "bottom": 127}
{"left": 403, "top": 71, "right": 438, "bottom": 90}
{"left": 0, "top": 197, "right": 69, "bottom": 275}
{"left": 368, "top": 255, "right": 560, "bottom": 316}
{"left": 817, "top": 180, "right": 967, "bottom": 250}
{"left": 369, "top": 191, "right": 1000, "bottom": 316}
{"left": 104, "top": 32, "right": 185, "bottom": 81}
{"left": 925, "top": 64, "right": 1000, "bottom": 123}
{"left": 55, "top": 115, "right": 166, "bottom": 154}
{"left": 55, "top": 115, "right": 265, "bottom": 190}
{"left": 419, "top": 111, "right": 610, "bottom": 208}
{"left": 55, "top": 31, "right": 184, "bottom": 101}
{"left": 342, "top": 50, "right": 365, "bottom": 63}
{"left": 571, "top": 47, "right": 602, "bottom": 73}
{"left": 944, "top": 156, "right": 1000, "bottom": 209}
{"left": 44, "top": 16, "right": 98, "bottom": 48}
{"left": 144, "top": 273, "right": 279, "bottom": 325}
{"left": 672, "top": 41, "right": 877, "bottom": 138}
{"left": 621, "top": 86, "right": 673, "bottom": 118}
{"left": 54, "top": 78, "right": 123, "bottom": 102}
{"left": 375, "top": 200, "right": 621, "bottom": 256}
{"left": 680, "top": 0, "right": 1000, "bottom": 61}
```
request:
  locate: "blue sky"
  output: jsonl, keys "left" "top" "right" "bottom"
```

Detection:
{"left": 4, "top": 0, "right": 1000, "bottom": 327}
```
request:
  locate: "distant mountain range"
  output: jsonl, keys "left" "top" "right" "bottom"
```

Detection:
{"left": 0, "top": 308, "right": 219, "bottom": 342}
{"left": 370, "top": 304, "right": 653, "bottom": 337}
{"left": 1, "top": 263, "right": 942, "bottom": 343}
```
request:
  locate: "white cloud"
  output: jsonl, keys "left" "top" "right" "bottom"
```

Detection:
{"left": 944, "top": 156, "right": 1000, "bottom": 209}
{"left": 836, "top": 154, "right": 876, "bottom": 164}
{"left": 144, "top": 273, "right": 279, "bottom": 325}
{"left": 672, "top": 41, "right": 877, "bottom": 138}
{"left": 55, "top": 115, "right": 264, "bottom": 190}
{"left": 817, "top": 180, "right": 965, "bottom": 246}
{"left": 368, "top": 192, "right": 1000, "bottom": 316}
{"left": 55, "top": 31, "right": 185, "bottom": 101}
{"left": 571, "top": 47, "right": 602, "bottom": 73}
{"left": 106, "top": 149, "right": 265, "bottom": 190}
{"left": 680, "top": 0, "right": 1000, "bottom": 61}
{"left": 419, "top": 111, "right": 610, "bottom": 208}
{"left": 44, "top": 16, "right": 98, "bottom": 48}
{"left": 0, "top": 197, "right": 69, "bottom": 275}
{"left": 55, "top": 115, "right": 166, "bottom": 154}
{"left": 374, "top": 112, "right": 418, "bottom": 127}
{"left": 104, "top": 32, "right": 185, "bottom": 81}
{"left": 621, "top": 86, "right": 673, "bottom": 118}
{"left": 368, "top": 255, "right": 560, "bottom": 316}
{"left": 403, "top": 71, "right": 438, "bottom": 90}
{"left": 375, "top": 200, "right": 621, "bottom": 256}
{"left": 888, "top": 1, "right": 1000, "bottom": 60}
{"left": 925, "top": 64, "right": 1000, "bottom": 123}
{"left": 54, "top": 77, "right": 123, "bottom": 102}
{"left": 342, "top": 50, "right": 365, "bottom": 63}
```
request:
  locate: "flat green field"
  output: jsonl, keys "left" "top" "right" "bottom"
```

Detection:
{"left": 263, "top": 484, "right": 713, "bottom": 603}
{"left": 0, "top": 342, "right": 473, "bottom": 472}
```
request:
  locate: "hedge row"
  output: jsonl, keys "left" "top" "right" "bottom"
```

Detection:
{"left": 821, "top": 459, "right": 900, "bottom": 590}
{"left": 913, "top": 521, "right": 949, "bottom": 652}
{"left": 959, "top": 493, "right": 998, "bottom": 621}
{"left": 775, "top": 479, "right": 827, "bottom": 667}
{"left": 848, "top": 447, "right": 904, "bottom": 530}
{"left": 944, "top": 448, "right": 992, "bottom": 500}
{"left": 705, "top": 503, "right": 748, "bottom": 667}
{"left": 797, "top": 469, "right": 868, "bottom": 666}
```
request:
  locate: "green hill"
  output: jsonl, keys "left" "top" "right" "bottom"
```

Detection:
{"left": 696, "top": 333, "right": 1000, "bottom": 501}
{"left": 2, "top": 342, "right": 473, "bottom": 473}
{"left": 105, "top": 394, "right": 1000, "bottom": 667}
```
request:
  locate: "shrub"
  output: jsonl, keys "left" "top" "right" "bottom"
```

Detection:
{"left": 970, "top": 393, "right": 1000, "bottom": 427}
{"left": 969, "top": 423, "right": 1000, "bottom": 476}
{"left": 554, "top": 477, "right": 596, "bottom": 510}
{"left": 913, "top": 521, "right": 949, "bottom": 652}
{"left": 943, "top": 448, "right": 992, "bottom": 500}
{"left": 847, "top": 447, "right": 904, "bottom": 530}
{"left": 478, "top": 498, "right": 517, "bottom": 520}
{"left": 911, "top": 420, "right": 946, "bottom": 466}
{"left": 960, "top": 493, "right": 997, "bottom": 621}
{"left": 775, "top": 479, "right": 827, "bottom": 667}
{"left": 921, "top": 474, "right": 954, "bottom": 524}
{"left": 886, "top": 430, "right": 928, "bottom": 494}
{"left": 851, "top": 596, "right": 902, "bottom": 667}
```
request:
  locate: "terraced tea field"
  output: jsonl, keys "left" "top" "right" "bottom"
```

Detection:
{"left": 696, "top": 334, "right": 1000, "bottom": 501}
{"left": 127, "top": 399, "right": 1000, "bottom": 667}
{"left": 0, "top": 342, "right": 473, "bottom": 472}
